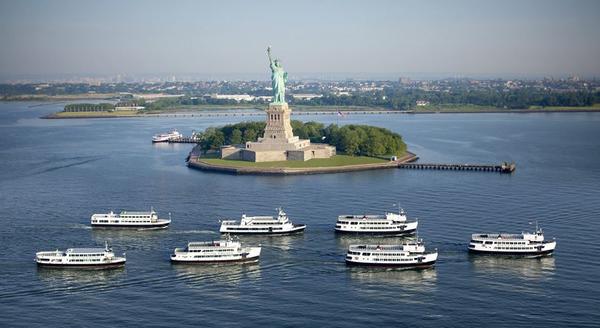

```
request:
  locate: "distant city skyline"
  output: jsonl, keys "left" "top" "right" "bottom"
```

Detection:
{"left": 1, "top": 0, "right": 599, "bottom": 82}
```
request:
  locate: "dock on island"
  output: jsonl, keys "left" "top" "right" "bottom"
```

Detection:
{"left": 167, "top": 136, "right": 199, "bottom": 143}
{"left": 397, "top": 162, "right": 516, "bottom": 173}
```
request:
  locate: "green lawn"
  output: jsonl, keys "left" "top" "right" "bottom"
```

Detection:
{"left": 200, "top": 155, "right": 388, "bottom": 168}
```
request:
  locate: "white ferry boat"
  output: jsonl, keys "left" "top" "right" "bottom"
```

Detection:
{"left": 345, "top": 240, "right": 438, "bottom": 268}
{"left": 171, "top": 236, "right": 261, "bottom": 264}
{"left": 468, "top": 223, "right": 556, "bottom": 257}
{"left": 91, "top": 208, "right": 171, "bottom": 229}
{"left": 35, "top": 241, "right": 126, "bottom": 269}
{"left": 152, "top": 129, "right": 182, "bottom": 143}
{"left": 219, "top": 208, "right": 306, "bottom": 234}
{"left": 335, "top": 208, "right": 418, "bottom": 234}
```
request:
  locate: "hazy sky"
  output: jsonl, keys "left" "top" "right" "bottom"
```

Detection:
{"left": 1, "top": 0, "right": 599, "bottom": 79}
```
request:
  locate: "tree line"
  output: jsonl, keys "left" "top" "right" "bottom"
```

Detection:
{"left": 197, "top": 121, "right": 407, "bottom": 157}
{"left": 141, "top": 88, "right": 600, "bottom": 112}
{"left": 290, "top": 89, "right": 600, "bottom": 110}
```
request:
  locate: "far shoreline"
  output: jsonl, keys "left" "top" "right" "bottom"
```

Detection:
{"left": 39, "top": 106, "right": 600, "bottom": 119}
{"left": 1, "top": 99, "right": 598, "bottom": 118}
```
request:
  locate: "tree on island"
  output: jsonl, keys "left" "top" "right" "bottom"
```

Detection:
{"left": 230, "top": 129, "right": 243, "bottom": 145}
{"left": 196, "top": 121, "right": 407, "bottom": 157}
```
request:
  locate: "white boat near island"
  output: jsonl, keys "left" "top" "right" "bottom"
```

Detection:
{"left": 468, "top": 223, "right": 556, "bottom": 257}
{"left": 91, "top": 208, "right": 171, "bottom": 229}
{"left": 35, "top": 241, "right": 126, "bottom": 269}
{"left": 335, "top": 207, "right": 418, "bottom": 235}
{"left": 152, "top": 129, "right": 182, "bottom": 143}
{"left": 170, "top": 235, "right": 261, "bottom": 264}
{"left": 219, "top": 208, "right": 306, "bottom": 234}
{"left": 345, "top": 239, "right": 438, "bottom": 268}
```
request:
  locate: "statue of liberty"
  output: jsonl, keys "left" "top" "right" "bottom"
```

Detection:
{"left": 267, "top": 46, "right": 287, "bottom": 104}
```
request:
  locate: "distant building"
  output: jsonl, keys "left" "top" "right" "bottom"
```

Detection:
{"left": 209, "top": 94, "right": 256, "bottom": 102}
{"left": 399, "top": 77, "right": 411, "bottom": 85}
{"left": 134, "top": 94, "right": 184, "bottom": 101}
{"left": 334, "top": 91, "right": 351, "bottom": 96}
{"left": 416, "top": 100, "right": 430, "bottom": 106}
{"left": 119, "top": 92, "right": 134, "bottom": 99}
{"left": 255, "top": 96, "right": 272, "bottom": 102}
{"left": 115, "top": 105, "right": 145, "bottom": 111}
{"left": 291, "top": 93, "right": 323, "bottom": 100}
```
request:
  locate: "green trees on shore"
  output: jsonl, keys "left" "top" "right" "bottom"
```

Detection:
{"left": 199, "top": 121, "right": 265, "bottom": 152}
{"left": 291, "top": 89, "right": 600, "bottom": 110}
{"left": 197, "top": 121, "right": 407, "bottom": 157}
{"left": 324, "top": 124, "right": 407, "bottom": 156}
{"left": 140, "top": 89, "right": 600, "bottom": 112}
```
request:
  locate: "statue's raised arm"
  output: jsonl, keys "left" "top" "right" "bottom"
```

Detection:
{"left": 267, "top": 46, "right": 275, "bottom": 71}
{"left": 266, "top": 46, "right": 286, "bottom": 104}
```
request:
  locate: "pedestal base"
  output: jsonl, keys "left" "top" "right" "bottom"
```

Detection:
{"left": 220, "top": 102, "right": 336, "bottom": 162}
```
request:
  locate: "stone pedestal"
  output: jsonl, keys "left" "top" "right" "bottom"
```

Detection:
{"left": 261, "top": 103, "right": 294, "bottom": 142}
{"left": 221, "top": 102, "right": 335, "bottom": 162}
{"left": 246, "top": 103, "right": 310, "bottom": 152}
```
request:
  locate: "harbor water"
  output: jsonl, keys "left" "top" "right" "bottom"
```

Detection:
{"left": 0, "top": 102, "right": 599, "bottom": 327}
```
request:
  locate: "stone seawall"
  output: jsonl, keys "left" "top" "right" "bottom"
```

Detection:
{"left": 186, "top": 149, "right": 418, "bottom": 176}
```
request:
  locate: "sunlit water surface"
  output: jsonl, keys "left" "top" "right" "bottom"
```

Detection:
{"left": 0, "top": 102, "right": 599, "bottom": 327}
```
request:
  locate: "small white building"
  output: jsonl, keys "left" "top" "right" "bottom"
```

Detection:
{"left": 135, "top": 94, "right": 184, "bottom": 101}
{"left": 211, "top": 94, "right": 256, "bottom": 102}
{"left": 334, "top": 91, "right": 351, "bottom": 96}
{"left": 292, "top": 93, "right": 323, "bottom": 100}
{"left": 416, "top": 100, "right": 430, "bottom": 106}
{"left": 255, "top": 96, "right": 273, "bottom": 102}
{"left": 115, "top": 106, "right": 145, "bottom": 111}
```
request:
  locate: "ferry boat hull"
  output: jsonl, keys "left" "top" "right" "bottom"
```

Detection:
{"left": 170, "top": 255, "right": 260, "bottom": 264}
{"left": 345, "top": 258, "right": 436, "bottom": 269}
{"left": 36, "top": 259, "right": 126, "bottom": 269}
{"left": 345, "top": 242, "right": 438, "bottom": 269}
{"left": 91, "top": 221, "right": 170, "bottom": 229}
{"left": 334, "top": 227, "right": 417, "bottom": 235}
{"left": 468, "top": 227, "right": 556, "bottom": 257}
{"left": 468, "top": 248, "right": 555, "bottom": 257}
{"left": 91, "top": 209, "right": 171, "bottom": 229}
{"left": 152, "top": 137, "right": 170, "bottom": 143}
{"left": 152, "top": 130, "right": 182, "bottom": 143}
{"left": 170, "top": 247, "right": 261, "bottom": 264}
{"left": 220, "top": 224, "right": 306, "bottom": 235}
{"left": 334, "top": 210, "right": 418, "bottom": 235}
{"left": 219, "top": 209, "right": 304, "bottom": 235}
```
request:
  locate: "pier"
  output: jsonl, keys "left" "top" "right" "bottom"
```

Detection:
{"left": 397, "top": 162, "right": 516, "bottom": 173}
{"left": 168, "top": 136, "right": 200, "bottom": 143}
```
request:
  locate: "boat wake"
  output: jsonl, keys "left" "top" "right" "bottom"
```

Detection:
{"left": 172, "top": 230, "right": 219, "bottom": 235}
{"left": 137, "top": 226, "right": 169, "bottom": 231}
{"left": 69, "top": 224, "right": 92, "bottom": 230}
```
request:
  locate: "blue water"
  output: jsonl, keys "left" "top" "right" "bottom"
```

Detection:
{"left": 0, "top": 102, "right": 599, "bottom": 327}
